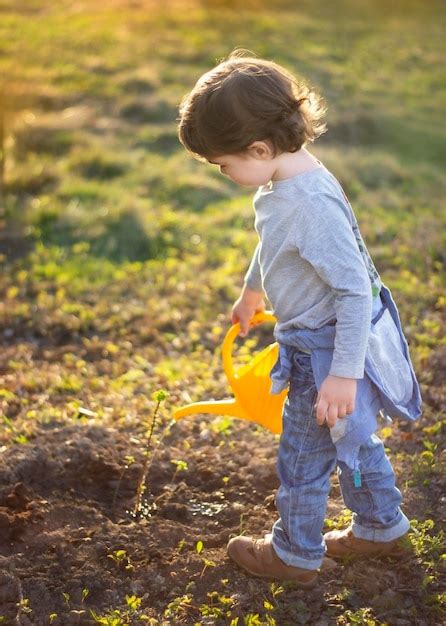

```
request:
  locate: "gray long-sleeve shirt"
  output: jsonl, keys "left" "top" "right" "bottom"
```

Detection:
{"left": 244, "top": 163, "right": 382, "bottom": 379}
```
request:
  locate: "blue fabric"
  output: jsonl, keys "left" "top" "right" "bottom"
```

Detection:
{"left": 269, "top": 282, "right": 422, "bottom": 472}
{"left": 270, "top": 367, "right": 411, "bottom": 568}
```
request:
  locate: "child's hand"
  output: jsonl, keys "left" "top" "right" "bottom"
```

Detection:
{"left": 314, "top": 375, "right": 357, "bottom": 428}
{"left": 231, "top": 286, "right": 265, "bottom": 337}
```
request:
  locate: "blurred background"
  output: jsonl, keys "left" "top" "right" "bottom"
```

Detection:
{"left": 1, "top": 0, "right": 445, "bottom": 435}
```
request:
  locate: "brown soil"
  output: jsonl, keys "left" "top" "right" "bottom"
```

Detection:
{"left": 0, "top": 408, "right": 444, "bottom": 625}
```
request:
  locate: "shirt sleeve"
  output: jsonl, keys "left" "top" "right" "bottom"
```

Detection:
{"left": 244, "top": 241, "right": 264, "bottom": 293}
{"left": 294, "top": 193, "right": 373, "bottom": 379}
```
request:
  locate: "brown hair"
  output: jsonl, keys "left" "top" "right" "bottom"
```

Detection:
{"left": 177, "top": 49, "right": 327, "bottom": 160}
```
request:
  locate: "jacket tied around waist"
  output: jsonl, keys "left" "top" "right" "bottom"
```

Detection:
{"left": 269, "top": 283, "right": 422, "bottom": 474}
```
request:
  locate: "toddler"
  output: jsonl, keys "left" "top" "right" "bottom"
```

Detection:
{"left": 177, "top": 50, "right": 422, "bottom": 587}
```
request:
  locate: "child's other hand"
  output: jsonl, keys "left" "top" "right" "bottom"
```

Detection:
{"left": 314, "top": 375, "right": 357, "bottom": 428}
{"left": 231, "top": 287, "right": 265, "bottom": 337}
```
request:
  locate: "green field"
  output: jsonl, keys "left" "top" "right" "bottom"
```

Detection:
{"left": 0, "top": 1, "right": 445, "bottom": 624}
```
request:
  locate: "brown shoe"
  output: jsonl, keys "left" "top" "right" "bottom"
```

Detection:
{"left": 227, "top": 534, "right": 329, "bottom": 586}
{"left": 324, "top": 526, "right": 410, "bottom": 559}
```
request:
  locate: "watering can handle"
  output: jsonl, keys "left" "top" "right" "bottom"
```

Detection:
{"left": 222, "top": 311, "right": 277, "bottom": 383}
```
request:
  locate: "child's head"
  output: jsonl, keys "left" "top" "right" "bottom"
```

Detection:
{"left": 177, "top": 49, "right": 327, "bottom": 185}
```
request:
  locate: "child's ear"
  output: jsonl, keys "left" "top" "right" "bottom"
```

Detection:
{"left": 247, "top": 141, "right": 274, "bottom": 160}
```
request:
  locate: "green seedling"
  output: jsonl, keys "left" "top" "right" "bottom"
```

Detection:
{"left": 177, "top": 538, "right": 186, "bottom": 553}
{"left": 171, "top": 458, "right": 188, "bottom": 481}
{"left": 199, "top": 591, "right": 235, "bottom": 621}
{"left": 107, "top": 549, "right": 134, "bottom": 571}
{"left": 90, "top": 595, "right": 144, "bottom": 625}
{"left": 324, "top": 508, "right": 353, "bottom": 531}
{"left": 17, "top": 598, "right": 32, "bottom": 615}
{"left": 133, "top": 390, "right": 168, "bottom": 516}
{"left": 200, "top": 557, "right": 216, "bottom": 578}
{"left": 125, "top": 595, "right": 141, "bottom": 611}
{"left": 163, "top": 594, "right": 194, "bottom": 621}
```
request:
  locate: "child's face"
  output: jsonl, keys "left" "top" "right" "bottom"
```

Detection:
{"left": 207, "top": 152, "right": 275, "bottom": 187}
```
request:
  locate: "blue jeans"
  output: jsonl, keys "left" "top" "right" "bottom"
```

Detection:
{"left": 270, "top": 348, "right": 411, "bottom": 570}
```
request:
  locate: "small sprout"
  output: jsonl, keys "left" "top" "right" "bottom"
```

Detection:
{"left": 269, "top": 582, "right": 284, "bottom": 598}
{"left": 14, "top": 434, "right": 28, "bottom": 445}
{"left": 62, "top": 592, "right": 70, "bottom": 607}
{"left": 171, "top": 458, "right": 188, "bottom": 481}
{"left": 17, "top": 598, "right": 32, "bottom": 615}
{"left": 107, "top": 549, "right": 134, "bottom": 571}
{"left": 81, "top": 588, "right": 89, "bottom": 602}
{"left": 177, "top": 538, "right": 186, "bottom": 553}
{"left": 49, "top": 614, "right": 58, "bottom": 624}
{"left": 196, "top": 540, "right": 204, "bottom": 554}
{"left": 133, "top": 389, "right": 168, "bottom": 516}
{"left": 126, "top": 594, "right": 142, "bottom": 611}
{"left": 171, "top": 459, "right": 188, "bottom": 472}
{"left": 200, "top": 557, "right": 216, "bottom": 578}
{"left": 152, "top": 389, "right": 168, "bottom": 402}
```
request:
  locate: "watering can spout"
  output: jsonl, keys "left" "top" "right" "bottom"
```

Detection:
{"left": 173, "top": 311, "right": 288, "bottom": 435}
{"left": 173, "top": 399, "right": 248, "bottom": 421}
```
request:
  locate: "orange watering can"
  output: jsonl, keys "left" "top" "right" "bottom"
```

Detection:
{"left": 173, "top": 311, "right": 287, "bottom": 434}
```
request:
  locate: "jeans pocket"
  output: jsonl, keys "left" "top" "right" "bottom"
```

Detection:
{"left": 290, "top": 350, "right": 316, "bottom": 396}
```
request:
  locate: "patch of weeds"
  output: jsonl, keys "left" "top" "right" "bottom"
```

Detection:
{"left": 199, "top": 590, "right": 235, "bottom": 620}
{"left": 53, "top": 373, "right": 83, "bottom": 394}
{"left": 238, "top": 614, "right": 277, "bottom": 625}
{"left": 338, "top": 607, "right": 379, "bottom": 624}
{"left": 210, "top": 415, "right": 234, "bottom": 437}
{"left": 410, "top": 439, "right": 441, "bottom": 486}
{"left": 90, "top": 594, "right": 146, "bottom": 625}
{"left": 408, "top": 518, "right": 444, "bottom": 570}
{"left": 407, "top": 518, "right": 445, "bottom": 617}
{"left": 162, "top": 594, "right": 194, "bottom": 621}
{"left": 324, "top": 508, "right": 353, "bottom": 531}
